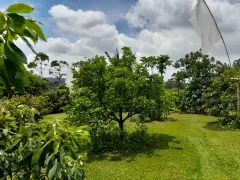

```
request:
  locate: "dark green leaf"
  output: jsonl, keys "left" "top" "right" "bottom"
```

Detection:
{"left": 4, "top": 42, "right": 27, "bottom": 64}
{"left": 45, "top": 129, "right": 54, "bottom": 139}
{"left": 32, "top": 146, "right": 43, "bottom": 165}
{"left": 0, "top": 12, "right": 6, "bottom": 33}
{"left": 64, "top": 146, "right": 77, "bottom": 159}
{"left": 8, "top": 13, "right": 25, "bottom": 27}
{"left": 48, "top": 159, "right": 58, "bottom": 180}
{"left": 25, "top": 19, "right": 46, "bottom": 41}
{"left": 53, "top": 141, "right": 60, "bottom": 155}
{"left": 8, "top": 137, "right": 21, "bottom": 151}
{"left": 7, "top": 3, "right": 34, "bottom": 13}
{"left": 19, "top": 125, "right": 29, "bottom": 137}
{"left": 59, "top": 146, "right": 65, "bottom": 165}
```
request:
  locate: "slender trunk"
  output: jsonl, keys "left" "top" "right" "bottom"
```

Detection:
{"left": 40, "top": 60, "right": 43, "bottom": 77}
{"left": 119, "top": 121, "right": 123, "bottom": 131}
{"left": 119, "top": 107, "right": 124, "bottom": 139}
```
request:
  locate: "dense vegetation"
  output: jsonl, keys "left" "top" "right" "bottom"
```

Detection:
{"left": 1, "top": 2, "right": 240, "bottom": 180}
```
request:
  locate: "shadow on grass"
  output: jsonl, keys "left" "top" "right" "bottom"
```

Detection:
{"left": 203, "top": 121, "right": 227, "bottom": 131}
{"left": 87, "top": 133, "right": 182, "bottom": 163}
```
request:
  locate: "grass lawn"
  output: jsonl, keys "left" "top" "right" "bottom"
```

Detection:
{"left": 43, "top": 113, "right": 240, "bottom": 180}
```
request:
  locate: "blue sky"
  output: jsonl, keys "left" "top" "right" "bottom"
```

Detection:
{"left": 1, "top": 0, "right": 138, "bottom": 38}
{"left": 1, "top": 0, "right": 240, "bottom": 79}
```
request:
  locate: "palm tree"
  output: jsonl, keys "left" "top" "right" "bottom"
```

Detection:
{"left": 155, "top": 55, "right": 172, "bottom": 76}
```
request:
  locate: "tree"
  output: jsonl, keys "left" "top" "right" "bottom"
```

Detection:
{"left": 0, "top": 3, "right": 46, "bottom": 95}
{"left": 140, "top": 55, "right": 172, "bottom": 76}
{"left": 49, "top": 60, "right": 69, "bottom": 84}
{"left": 24, "top": 71, "right": 50, "bottom": 95}
{"left": 69, "top": 47, "right": 164, "bottom": 137}
{"left": 165, "top": 78, "right": 185, "bottom": 90}
{"left": 173, "top": 51, "right": 217, "bottom": 114}
{"left": 27, "top": 52, "right": 49, "bottom": 77}
{"left": 155, "top": 55, "right": 172, "bottom": 76}
{"left": 140, "top": 56, "right": 156, "bottom": 75}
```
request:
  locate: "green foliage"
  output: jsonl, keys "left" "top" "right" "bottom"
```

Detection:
{"left": 7, "top": 3, "right": 34, "bottom": 14}
{"left": 0, "top": 3, "right": 85, "bottom": 179}
{"left": 2, "top": 95, "right": 50, "bottom": 122}
{"left": 220, "top": 116, "right": 240, "bottom": 130}
{"left": 69, "top": 47, "right": 168, "bottom": 138}
{"left": 27, "top": 52, "right": 49, "bottom": 77}
{"left": 24, "top": 71, "right": 50, "bottom": 96}
{"left": 0, "top": 118, "right": 85, "bottom": 179}
{"left": 88, "top": 121, "right": 152, "bottom": 154}
{"left": 202, "top": 67, "right": 237, "bottom": 116}
{"left": 0, "top": 4, "right": 46, "bottom": 94}
{"left": 174, "top": 51, "right": 228, "bottom": 114}
{"left": 164, "top": 78, "right": 185, "bottom": 90}
{"left": 141, "top": 55, "right": 172, "bottom": 76}
{"left": 44, "top": 84, "right": 70, "bottom": 114}
{"left": 49, "top": 60, "right": 69, "bottom": 84}
{"left": 172, "top": 51, "right": 240, "bottom": 116}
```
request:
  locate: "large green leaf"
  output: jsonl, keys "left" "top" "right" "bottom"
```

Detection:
{"left": 4, "top": 41, "right": 27, "bottom": 64}
{"left": 7, "top": 3, "right": 34, "bottom": 14}
{"left": 32, "top": 146, "right": 43, "bottom": 165}
{"left": 25, "top": 19, "right": 46, "bottom": 41}
{"left": 59, "top": 146, "right": 65, "bottom": 165}
{"left": 7, "top": 137, "right": 21, "bottom": 152}
{"left": 19, "top": 125, "right": 30, "bottom": 137}
{"left": 0, "top": 12, "right": 6, "bottom": 33}
{"left": 48, "top": 159, "right": 58, "bottom": 180}
{"left": 23, "top": 28, "right": 38, "bottom": 43}
{"left": 8, "top": 13, "right": 25, "bottom": 27}
{"left": 4, "top": 60, "right": 29, "bottom": 92}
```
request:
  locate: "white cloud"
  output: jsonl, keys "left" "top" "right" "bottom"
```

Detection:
{"left": 49, "top": 5, "right": 118, "bottom": 38}
{"left": 125, "top": 0, "right": 194, "bottom": 30}
{"left": 17, "top": 1, "right": 240, "bottom": 79}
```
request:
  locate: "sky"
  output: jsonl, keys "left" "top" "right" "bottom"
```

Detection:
{"left": 1, "top": 0, "right": 240, "bottom": 79}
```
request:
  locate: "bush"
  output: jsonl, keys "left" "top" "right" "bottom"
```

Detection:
{"left": 43, "top": 84, "right": 70, "bottom": 114}
{"left": 88, "top": 121, "right": 151, "bottom": 154}
{"left": 1, "top": 95, "right": 50, "bottom": 122}
{"left": 220, "top": 116, "right": 240, "bottom": 130}
{"left": 0, "top": 118, "right": 85, "bottom": 180}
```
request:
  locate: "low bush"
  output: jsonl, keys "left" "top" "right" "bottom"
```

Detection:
{"left": 43, "top": 84, "right": 70, "bottom": 114}
{"left": 220, "top": 116, "right": 240, "bottom": 130}
{"left": 0, "top": 117, "right": 85, "bottom": 180}
{"left": 1, "top": 95, "right": 50, "bottom": 122}
{"left": 88, "top": 121, "right": 153, "bottom": 154}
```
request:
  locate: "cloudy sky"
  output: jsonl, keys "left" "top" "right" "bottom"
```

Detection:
{"left": 1, "top": 0, "right": 240, "bottom": 79}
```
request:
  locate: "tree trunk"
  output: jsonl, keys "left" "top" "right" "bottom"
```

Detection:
{"left": 118, "top": 121, "right": 124, "bottom": 140}
{"left": 119, "top": 107, "right": 124, "bottom": 139}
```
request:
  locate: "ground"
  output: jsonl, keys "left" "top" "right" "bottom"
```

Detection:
{"left": 44, "top": 113, "right": 240, "bottom": 180}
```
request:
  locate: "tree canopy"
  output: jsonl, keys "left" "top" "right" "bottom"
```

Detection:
{"left": 68, "top": 47, "right": 166, "bottom": 134}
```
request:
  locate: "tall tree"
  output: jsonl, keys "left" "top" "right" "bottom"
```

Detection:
{"left": 27, "top": 52, "right": 49, "bottom": 77}
{"left": 49, "top": 60, "right": 69, "bottom": 84}
{"left": 173, "top": 51, "right": 217, "bottom": 114}
{"left": 69, "top": 47, "right": 165, "bottom": 137}
{"left": 155, "top": 55, "right": 172, "bottom": 76}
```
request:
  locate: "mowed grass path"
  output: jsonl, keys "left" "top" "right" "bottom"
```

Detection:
{"left": 44, "top": 113, "right": 240, "bottom": 180}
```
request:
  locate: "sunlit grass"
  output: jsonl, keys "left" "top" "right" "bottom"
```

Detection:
{"left": 43, "top": 113, "right": 240, "bottom": 180}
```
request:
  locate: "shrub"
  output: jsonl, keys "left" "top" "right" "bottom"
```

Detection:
{"left": 88, "top": 121, "right": 151, "bottom": 154}
{"left": 44, "top": 84, "right": 70, "bottom": 114}
{"left": 1, "top": 95, "right": 50, "bottom": 122}
{"left": 0, "top": 118, "right": 85, "bottom": 180}
{"left": 220, "top": 116, "right": 240, "bottom": 130}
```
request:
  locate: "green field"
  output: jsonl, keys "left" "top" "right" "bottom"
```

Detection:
{"left": 44, "top": 113, "right": 240, "bottom": 180}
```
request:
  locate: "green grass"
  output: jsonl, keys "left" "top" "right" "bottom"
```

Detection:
{"left": 42, "top": 113, "right": 67, "bottom": 121}
{"left": 43, "top": 113, "right": 240, "bottom": 180}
